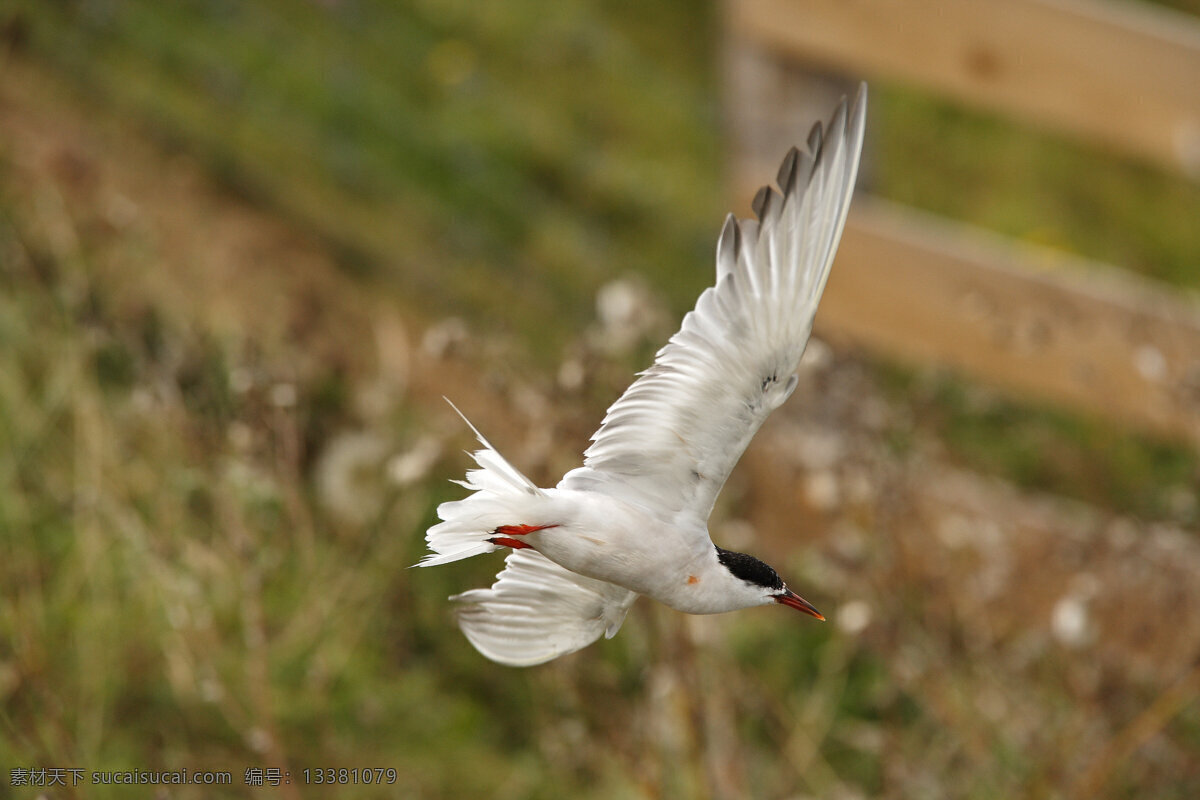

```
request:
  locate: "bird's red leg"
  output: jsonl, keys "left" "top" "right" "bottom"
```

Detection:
{"left": 489, "top": 536, "right": 532, "bottom": 550}
{"left": 489, "top": 523, "right": 558, "bottom": 550}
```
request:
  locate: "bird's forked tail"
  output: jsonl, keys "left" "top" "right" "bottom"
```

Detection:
{"left": 417, "top": 400, "right": 546, "bottom": 567}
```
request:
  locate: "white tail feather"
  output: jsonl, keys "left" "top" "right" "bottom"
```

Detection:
{"left": 417, "top": 400, "right": 546, "bottom": 567}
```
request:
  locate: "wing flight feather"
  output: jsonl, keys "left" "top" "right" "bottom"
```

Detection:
{"left": 559, "top": 85, "right": 867, "bottom": 523}
{"left": 453, "top": 549, "right": 638, "bottom": 667}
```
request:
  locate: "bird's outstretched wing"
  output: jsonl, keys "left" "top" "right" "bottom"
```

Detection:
{"left": 453, "top": 549, "right": 638, "bottom": 667}
{"left": 559, "top": 85, "right": 866, "bottom": 523}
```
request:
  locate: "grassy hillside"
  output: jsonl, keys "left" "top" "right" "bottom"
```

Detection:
{"left": 11, "top": 0, "right": 1200, "bottom": 506}
{"left": 8, "top": 0, "right": 728, "bottom": 348}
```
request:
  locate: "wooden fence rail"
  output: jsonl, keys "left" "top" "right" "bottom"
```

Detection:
{"left": 727, "top": 0, "right": 1200, "bottom": 177}
{"left": 725, "top": 0, "right": 1200, "bottom": 447}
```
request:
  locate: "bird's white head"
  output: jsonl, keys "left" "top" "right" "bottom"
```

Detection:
{"left": 715, "top": 547, "right": 825, "bottom": 620}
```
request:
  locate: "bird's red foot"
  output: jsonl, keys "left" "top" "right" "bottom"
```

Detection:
{"left": 489, "top": 536, "right": 532, "bottom": 550}
{"left": 494, "top": 523, "right": 558, "bottom": 537}
{"left": 488, "top": 523, "right": 558, "bottom": 550}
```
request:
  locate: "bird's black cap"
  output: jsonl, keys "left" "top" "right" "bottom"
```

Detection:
{"left": 715, "top": 546, "right": 784, "bottom": 590}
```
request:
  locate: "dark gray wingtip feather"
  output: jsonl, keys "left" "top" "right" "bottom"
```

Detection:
{"left": 751, "top": 185, "right": 771, "bottom": 220}
{"left": 775, "top": 146, "right": 801, "bottom": 197}
{"left": 806, "top": 119, "right": 823, "bottom": 156}
{"left": 752, "top": 185, "right": 782, "bottom": 226}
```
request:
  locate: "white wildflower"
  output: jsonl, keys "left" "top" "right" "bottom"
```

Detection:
{"left": 313, "top": 431, "right": 390, "bottom": 525}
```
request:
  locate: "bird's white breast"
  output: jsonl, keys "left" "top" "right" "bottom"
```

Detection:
{"left": 526, "top": 490, "right": 700, "bottom": 594}
{"left": 526, "top": 489, "right": 764, "bottom": 614}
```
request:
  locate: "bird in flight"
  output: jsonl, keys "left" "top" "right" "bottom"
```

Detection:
{"left": 419, "top": 86, "right": 867, "bottom": 666}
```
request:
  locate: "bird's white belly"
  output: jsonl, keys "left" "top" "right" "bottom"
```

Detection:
{"left": 526, "top": 490, "right": 703, "bottom": 598}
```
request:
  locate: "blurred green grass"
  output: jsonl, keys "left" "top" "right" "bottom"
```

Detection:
{"left": 11, "top": 0, "right": 1200, "bottom": 502}
{"left": 2, "top": 1, "right": 1200, "bottom": 798}
{"left": 10, "top": 0, "right": 726, "bottom": 349}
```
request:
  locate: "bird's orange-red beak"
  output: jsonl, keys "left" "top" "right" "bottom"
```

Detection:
{"left": 774, "top": 589, "right": 825, "bottom": 621}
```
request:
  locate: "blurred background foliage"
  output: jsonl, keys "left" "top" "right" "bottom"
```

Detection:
{"left": 2, "top": 0, "right": 1199, "bottom": 798}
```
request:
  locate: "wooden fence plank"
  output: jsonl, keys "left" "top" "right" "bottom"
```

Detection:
{"left": 726, "top": 0, "right": 1200, "bottom": 176}
{"left": 780, "top": 194, "right": 1200, "bottom": 446}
